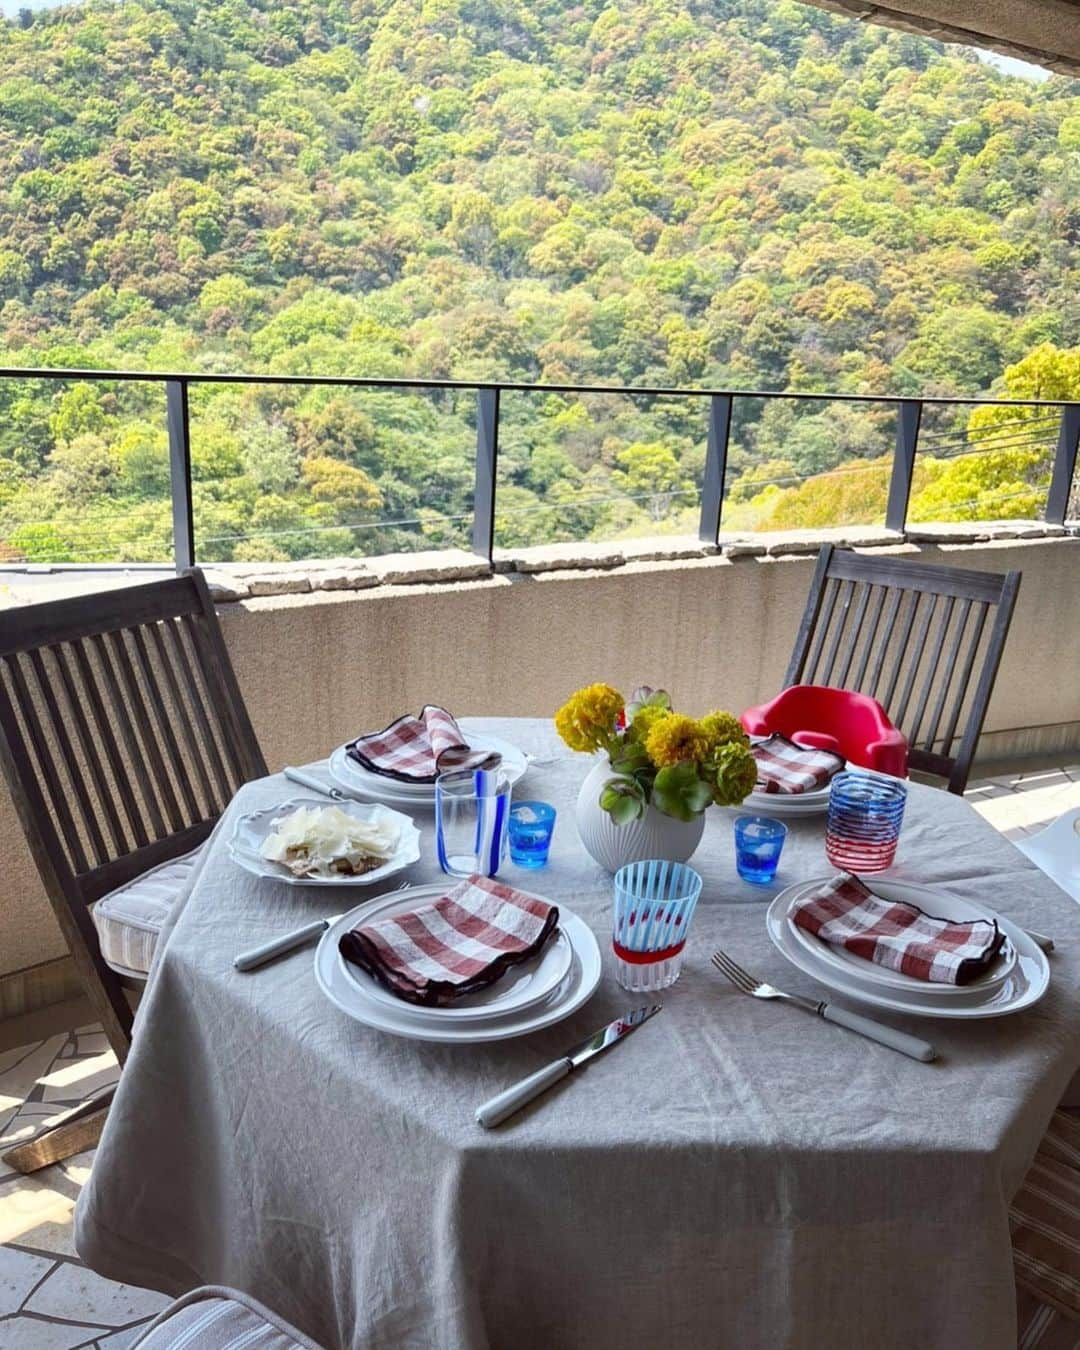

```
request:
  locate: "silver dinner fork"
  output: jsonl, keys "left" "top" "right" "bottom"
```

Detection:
{"left": 710, "top": 950, "right": 937, "bottom": 1062}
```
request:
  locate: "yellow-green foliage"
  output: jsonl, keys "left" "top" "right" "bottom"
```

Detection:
{"left": 0, "top": 0, "right": 1076, "bottom": 562}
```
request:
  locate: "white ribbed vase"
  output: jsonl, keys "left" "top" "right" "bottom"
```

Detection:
{"left": 575, "top": 758, "right": 706, "bottom": 874}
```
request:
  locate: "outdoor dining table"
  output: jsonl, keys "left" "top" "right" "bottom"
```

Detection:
{"left": 75, "top": 717, "right": 1080, "bottom": 1350}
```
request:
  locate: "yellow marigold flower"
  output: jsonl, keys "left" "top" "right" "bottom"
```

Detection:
{"left": 699, "top": 710, "right": 749, "bottom": 751}
{"left": 554, "top": 683, "right": 624, "bottom": 754}
{"left": 630, "top": 704, "right": 669, "bottom": 741}
{"left": 645, "top": 713, "right": 709, "bottom": 767}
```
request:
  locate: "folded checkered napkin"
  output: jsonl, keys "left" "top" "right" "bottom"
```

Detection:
{"left": 791, "top": 873, "right": 1005, "bottom": 985}
{"left": 339, "top": 874, "right": 560, "bottom": 1006}
{"left": 752, "top": 732, "right": 844, "bottom": 794}
{"left": 346, "top": 705, "right": 501, "bottom": 783}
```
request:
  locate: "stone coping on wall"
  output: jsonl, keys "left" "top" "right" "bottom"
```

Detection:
{"left": 199, "top": 520, "right": 1071, "bottom": 602}
{"left": 0, "top": 520, "right": 1072, "bottom": 608}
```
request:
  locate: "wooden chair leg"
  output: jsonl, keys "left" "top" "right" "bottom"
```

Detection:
{"left": 2, "top": 1086, "right": 114, "bottom": 1174}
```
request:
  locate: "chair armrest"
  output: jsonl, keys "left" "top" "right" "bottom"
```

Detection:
{"left": 740, "top": 706, "right": 770, "bottom": 735}
{"left": 867, "top": 733, "right": 909, "bottom": 778}
{"left": 792, "top": 730, "right": 841, "bottom": 753}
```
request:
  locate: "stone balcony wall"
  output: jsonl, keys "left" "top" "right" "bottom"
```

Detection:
{"left": 1, "top": 523, "right": 1078, "bottom": 983}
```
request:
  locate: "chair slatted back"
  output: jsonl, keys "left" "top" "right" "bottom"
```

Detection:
{"left": 786, "top": 546, "right": 1020, "bottom": 794}
{"left": 0, "top": 569, "right": 266, "bottom": 1056}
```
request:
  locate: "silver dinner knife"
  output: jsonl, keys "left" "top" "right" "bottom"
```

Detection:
{"left": 475, "top": 1004, "right": 662, "bottom": 1129}
{"left": 234, "top": 915, "right": 343, "bottom": 971}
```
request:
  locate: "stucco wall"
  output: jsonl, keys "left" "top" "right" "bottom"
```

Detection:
{"left": 2, "top": 536, "right": 1079, "bottom": 978}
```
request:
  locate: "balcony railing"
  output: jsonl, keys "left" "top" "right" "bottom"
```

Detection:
{"left": 0, "top": 366, "right": 1077, "bottom": 572}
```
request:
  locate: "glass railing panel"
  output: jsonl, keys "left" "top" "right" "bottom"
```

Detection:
{"left": 0, "top": 375, "right": 171, "bottom": 565}
{"left": 493, "top": 389, "right": 706, "bottom": 552}
{"left": 907, "top": 402, "right": 1058, "bottom": 525}
{"left": 720, "top": 396, "right": 894, "bottom": 532}
{"left": 190, "top": 382, "right": 473, "bottom": 563}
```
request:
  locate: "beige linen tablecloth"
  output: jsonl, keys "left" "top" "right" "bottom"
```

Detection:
{"left": 76, "top": 719, "right": 1080, "bottom": 1350}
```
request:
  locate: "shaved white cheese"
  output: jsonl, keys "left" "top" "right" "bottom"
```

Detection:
{"left": 259, "top": 805, "right": 400, "bottom": 878}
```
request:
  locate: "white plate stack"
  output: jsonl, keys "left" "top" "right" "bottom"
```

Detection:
{"left": 327, "top": 734, "right": 530, "bottom": 809}
{"left": 766, "top": 877, "right": 1050, "bottom": 1019}
{"left": 314, "top": 883, "right": 602, "bottom": 1043}
{"left": 742, "top": 783, "right": 833, "bottom": 818}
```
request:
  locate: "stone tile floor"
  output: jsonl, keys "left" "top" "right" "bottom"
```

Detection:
{"left": 0, "top": 1027, "right": 167, "bottom": 1345}
{"left": 0, "top": 764, "right": 1077, "bottom": 1345}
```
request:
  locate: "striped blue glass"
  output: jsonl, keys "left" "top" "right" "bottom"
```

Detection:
{"left": 825, "top": 770, "right": 907, "bottom": 874}
{"left": 435, "top": 768, "right": 511, "bottom": 879}
{"left": 612, "top": 860, "right": 703, "bottom": 992}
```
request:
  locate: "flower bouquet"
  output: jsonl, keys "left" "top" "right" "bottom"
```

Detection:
{"left": 555, "top": 683, "right": 756, "bottom": 871}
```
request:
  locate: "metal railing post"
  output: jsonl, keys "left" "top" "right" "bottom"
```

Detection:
{"left": 472, "top": 387, "right": 499, "bottom": 561}
{"left": 166, "top": 378, "right": 195, "bottom": 572}
{"left": 885, "top": 399, "right": 922, "bottom": 533}
{"left": 1045, "top": 404, "right": 1080, "bottom": 526}
{"left": 698, "top": 393, "right": 732, "bottom": 545}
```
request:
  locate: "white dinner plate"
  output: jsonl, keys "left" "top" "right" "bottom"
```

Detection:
{"left": 765, "top": 883, "right": 1049, "bottom": 1019}
{"left": 326, "top": 756, "right": 439, "bottom": 808}
{"left": 779, "top": 877, "right": 1018, "bottom": 999}
{"left": 335, "top": 883, "right": 575, "bottom": 1022}
{"left": 744, "top": 785, "right": 833, "bottom": 817}
{"left": 328, "top": 734, "right": 529, "bottom": 807}
{"left": 314, "top": 889, "right": 602, "bottom": 1043}
{"left": 228, "top": 798, "right": 421, "bottom": 888}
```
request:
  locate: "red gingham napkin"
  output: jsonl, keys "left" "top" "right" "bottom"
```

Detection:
{"left": 338, "top": 875, "right": 560, "bottom": 1006}
{"left": 346, "top": 705, "right": 501, "bottom": 783}
{"left": 752, "top": 732, "right": 844, "bottom": 794}
{"left": 791, "top": 873, "right": 1005, "bottom": 985}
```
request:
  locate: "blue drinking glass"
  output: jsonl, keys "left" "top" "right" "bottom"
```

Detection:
{"left": 508, "top": 801, "right": 556, "bottom": 868}
{"left": 733, "top": 816, "right": 788, "bottom": 886}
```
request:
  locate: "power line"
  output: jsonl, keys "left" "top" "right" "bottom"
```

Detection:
{"left": 917, "top": 412, "right": 1059, "bottom": 446}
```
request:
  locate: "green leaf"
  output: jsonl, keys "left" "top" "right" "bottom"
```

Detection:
{"left": 608, "top": 792, "right": 644, "bottom": 825}
{"left": 609, "top": 741, "right": 651, "bottom": 775}
{"left": 626, "top": 686, "right": 672, "bottom": 720}
{"left": 652, "top": 761, "right": 713, "bottom": 821}
{"left": 599, "top": 775, "right": 646, "bottom": 825}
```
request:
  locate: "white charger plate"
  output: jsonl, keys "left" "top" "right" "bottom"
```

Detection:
{"left": 779, "top": 877, "right": 1018, "bottom": 999}
{"left": 335, "top": 883, "right": 575, "bottom": 1022}
{"left": 328, "top": 734, "right": 529, "bottom": 807}
{"left": 229, "top": 798, "right": 421, "bottom": 888}
{"left": 765, "top": 882, "right": 1049, "bottom": 1019}
{"left": 314, "top": 892, "right": 602, "bottom": 1043}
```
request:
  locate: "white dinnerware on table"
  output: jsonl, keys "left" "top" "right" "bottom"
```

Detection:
{"left": 228, "top": 796, "right": 422, "bottom": 887}
{"left": 327, "top": 732, "right": 529, "bottom": 806}
{"left": 314, "top": 882, "right": 601, "bottom": 1044}
{"left": 767, "top": 876, "right": 1050, "bottom": 1020}
{"left": 743, "top": 783, "right": 832, "bottom": 817}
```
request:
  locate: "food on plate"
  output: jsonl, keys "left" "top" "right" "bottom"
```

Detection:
{"left": 259, "top": 805, "right": 400, "bottom": 878}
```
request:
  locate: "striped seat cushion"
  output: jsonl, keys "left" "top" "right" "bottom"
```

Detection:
{"left": 132, "top": 1286, "right": 318, "bottom": 1349}
{"left": 1013, "top": 1109, "right": 1080, "bottom": 1328}
{"left": 91, "top": 847, "right": 204, "bottom": 979}
{"left": 1017, "top": 1286, "right": 1080, "bottom": 1349}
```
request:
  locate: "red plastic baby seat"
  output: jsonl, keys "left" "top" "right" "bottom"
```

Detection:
{"left": 741, "top": 685, "right": 908, "bottom": 778}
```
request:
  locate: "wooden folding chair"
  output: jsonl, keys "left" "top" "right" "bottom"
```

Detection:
{"left": 0, "top": 568, "right": 266, "bottom": 1169}
{"left": 786, "top": 544, "right": 1021, "bottom": 794}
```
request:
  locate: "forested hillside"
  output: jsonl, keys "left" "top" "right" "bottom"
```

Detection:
{"left": 0, "top": 0, "right": 1077, "bottom": 563}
